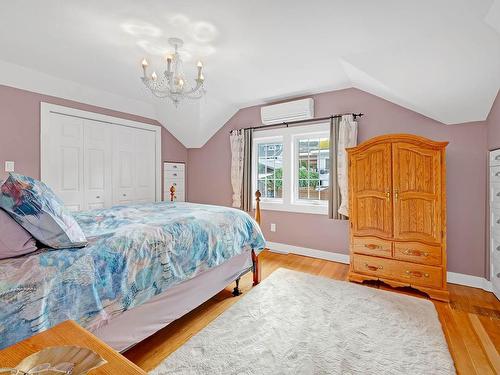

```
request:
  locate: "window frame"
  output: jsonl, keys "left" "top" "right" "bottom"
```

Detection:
{"left": 252, "top": 136, "right": 284, "bottom": 204}
{"left": 252, "top": 122, "right": 330, "bottom": 215}
{"left": 292, "top": 131, "right": 331, "bottom": 207}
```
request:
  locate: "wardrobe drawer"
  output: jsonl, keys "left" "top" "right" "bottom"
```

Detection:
{"left": 491, "top": 233, "right": 500, "bottom": 254}
{"left": 352, "top": 254, "right": 398, "bottom": 280}
{"left": 491, "top": 210, "right": 500, "bottom": 232}
{"left": 165, "top": 170, "right": 184, "bottom": 179}
{"left": 164, "top": 163, "right": 185, "bottom": 171}
{"left": 491, "top": 166, "right": 500, "bottom": 183}
{"left": 352, "top": 254, "right": 443, "bottom": 289}
{"left": 490, "top": 183, "right": 500, "bottom": 206}
{"left": 393, "top": 242, "right": 441, "bottom": 266}
{"left": 490, "top": 149, "right": 500, "bottom": 167}
{"left": 399, "top": 263, "right": 443, "bottom": 289}
{"left": 352, "top": 237, "right": 392, "bottom": 258}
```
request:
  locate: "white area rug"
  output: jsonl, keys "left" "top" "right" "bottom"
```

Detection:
{"left": 151, "top": 268, "right": 455, "bottom": 375}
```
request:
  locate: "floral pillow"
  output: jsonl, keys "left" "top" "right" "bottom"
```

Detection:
{"left": 0, "top": 173, "right": 87, "bottom": 249}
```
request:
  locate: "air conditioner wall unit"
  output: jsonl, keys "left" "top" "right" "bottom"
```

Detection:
{"left": 260, "top": 98, "right": 314, "bottom": 125}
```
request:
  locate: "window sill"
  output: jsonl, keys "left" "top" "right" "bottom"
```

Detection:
{"left": 257, "top": 201, "right": 328, "bottom": 215}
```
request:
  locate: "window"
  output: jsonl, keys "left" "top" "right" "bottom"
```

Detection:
{"left": 253, "top": 123, "right": 331, "bottom": 215}
{"left": 296, "top": 136, "right": 330, "bottom": 202}
{"left": 257, "top": 142, "right": 283, "bottom": 199}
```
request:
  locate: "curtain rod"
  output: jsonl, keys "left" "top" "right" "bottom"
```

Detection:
{"left": 230, "top": 112, "right": 363, "bottom": 133}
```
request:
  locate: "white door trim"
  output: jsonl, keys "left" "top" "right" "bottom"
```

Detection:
{"left": 41, "top": 102, "right": 162, "bottom": 203}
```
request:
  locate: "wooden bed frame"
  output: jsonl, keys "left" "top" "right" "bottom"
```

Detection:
{"left": 233, "top": 190, "right": 262, "bottom": 296}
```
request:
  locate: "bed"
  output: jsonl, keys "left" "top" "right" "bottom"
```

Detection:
{"left": 0, "top": 200, "right": 265, "bottom": 351}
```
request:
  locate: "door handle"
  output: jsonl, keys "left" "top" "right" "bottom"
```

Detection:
{"left": 385, "top": 191, "right": 390, "bottom": 200}
{"left": 394, "top": 190, "right": 399, "bottom": 201}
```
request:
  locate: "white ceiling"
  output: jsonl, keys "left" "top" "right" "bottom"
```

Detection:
{"left": 0, "top": 0, "right": 499, "bottom": 147}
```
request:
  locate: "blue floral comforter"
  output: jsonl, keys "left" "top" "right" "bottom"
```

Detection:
{"left": 0, "top": 202, "right": 265, "bottom": 349}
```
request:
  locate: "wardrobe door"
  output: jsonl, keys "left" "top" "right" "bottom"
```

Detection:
{"left": 134, "top": 130, "right": 156, "bottom": 204}
{"left": 112, "top": 126, "right": 136, "bottom": 205}
{"left": 84, "top": 121, "right": 112, "bottom": 210}
{"left": 392, "top": 142, "right": 442, "bottom": 243}
{"left": 349, "top": 143, "right": 393, "bottom": 238}
{"left": 41, "top": 113, "right": 84, "bottom": 211}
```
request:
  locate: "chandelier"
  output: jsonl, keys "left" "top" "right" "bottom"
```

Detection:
{"left": 140, "top": 37, "right": 205, "bottom": 106}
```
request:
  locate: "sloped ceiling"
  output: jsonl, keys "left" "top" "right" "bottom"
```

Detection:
{"left": 0, "top": 0, "right": 498, "bottom": 147}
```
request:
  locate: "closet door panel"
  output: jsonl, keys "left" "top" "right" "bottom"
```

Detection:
{"left": 84, "top": 121, "right": 112, "bottom": 210}
{"left": 134, "top": 130, "right": 156, "bottom": 204}
{"left": 113, "top": 126, "right": 136, "bottom": 205}
{"left": 41, "top": 113, "right": 84, "bottom": 211}
{"left": 349, "top": 143, "right": 393, "bottom": 238}
{"left": 392, "top": 143, "right": 442, "bottom": 243}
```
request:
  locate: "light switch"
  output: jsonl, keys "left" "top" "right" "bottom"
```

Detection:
{"left": 270, "top": 223, "right": 276, "bottom": 232}
{"left": 4, "top": 161, "right": 15, "bottom": 172}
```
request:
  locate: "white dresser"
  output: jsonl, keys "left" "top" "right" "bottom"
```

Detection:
{"left": 164, "top": 162, "right": 186, "bottom": 202}
{"left": 489, "top": 149, "right": 500, "bottom": 299}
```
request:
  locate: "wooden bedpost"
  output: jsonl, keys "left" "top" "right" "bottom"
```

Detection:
{"left": 252, "top": 190, "right": 262, "bottom": 286}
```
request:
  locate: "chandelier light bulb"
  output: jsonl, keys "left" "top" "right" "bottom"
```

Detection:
{"left": 141, "top": 58, "right": 149, "bottom": 67}
{"left": 197, "top": 61, "right": 203, "bottom": 68}
{"left": 151, "top": 71, "right": 158, "bottom": 81}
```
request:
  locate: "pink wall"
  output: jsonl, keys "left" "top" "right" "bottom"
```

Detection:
{"left": 0, "top": 84, "right": 187, "bottom": 199}
{"left": 487, "top": 90, "right": 500, "bottom": 150}
{"left": 188, "top": 88, "right": 488, "bottom": 277}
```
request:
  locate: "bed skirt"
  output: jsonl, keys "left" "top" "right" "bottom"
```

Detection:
{"left": 92, "top": 249, "right": 253, "bottom": 352}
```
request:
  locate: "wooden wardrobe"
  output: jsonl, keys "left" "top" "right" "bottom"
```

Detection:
{"left": 347, "top": 134, "right": 449, "bottom": 301}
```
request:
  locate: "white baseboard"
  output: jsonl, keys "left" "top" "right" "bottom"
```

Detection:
{"left": 266, "top": 241, "right": 350, "bottom": 264}
{"left": 447, "top": 272, "right": 493, "bottom": 292}
{"left": 265, "top": 241, "right": 493, "bottom": 292}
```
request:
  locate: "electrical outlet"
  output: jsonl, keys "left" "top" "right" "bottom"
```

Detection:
{"left": 4, "top": 161, "right": 14, "bottom": 172}
{"left": 270, "top": 223, "right": 276, "bottom": 232}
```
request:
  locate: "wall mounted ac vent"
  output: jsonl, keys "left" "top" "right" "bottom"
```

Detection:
{"left": 261, "top": 98, "right": 314, "bottom": 125}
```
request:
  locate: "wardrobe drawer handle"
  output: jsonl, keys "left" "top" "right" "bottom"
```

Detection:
{"left": 123, "top": 194, "right": 127, "bottom": 197}
{"left": 497, "top": 246, "right": 500, "bottom": 251}
{"left": 405, "top": 270, "right": 429, "bottom": 278}
{"left": 96, "top": 196, "right": 100, "bottom": 199}
{"left": 496, "top": 155, "right": 500, "bottom": 161}
{"left": 402, "top": 249, "right": 429, "bottom": 257}
{"left": 496, "top": 172, "right": 500, "bottom": 177}
{"left": 496, "top": 192, "right": 500, "bottom": 196}
{"left": 364, "top": 244, "right": 382, "bottom": 250}
{"left": 364, "top": 263, "right": 383, "bottom": 271}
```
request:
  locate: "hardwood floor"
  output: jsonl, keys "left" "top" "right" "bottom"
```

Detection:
{"left": 124, "top": 250, "right": 500, "bottom": 374}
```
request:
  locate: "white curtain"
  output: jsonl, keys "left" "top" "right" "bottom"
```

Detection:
{"left": 337, "top": 115, "right": 358, "bottom": 216}
{"left": 230, "top": 130, "right": 244, "bottom": 208}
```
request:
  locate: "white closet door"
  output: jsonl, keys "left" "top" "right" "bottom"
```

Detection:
{"left": 112, "top": 126, "right": 156, "bottom": 206}
{"left": 84, "top": 120, "right": 112, "bottom": 210}
{"left": 135, "top": 130, "right": 156, "bottom": 204}
{"left": 41, "top": 113, "right": 84, "bottom": 212}
{"left": 113, "top": 125, "right": 137, "bottom": 206}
